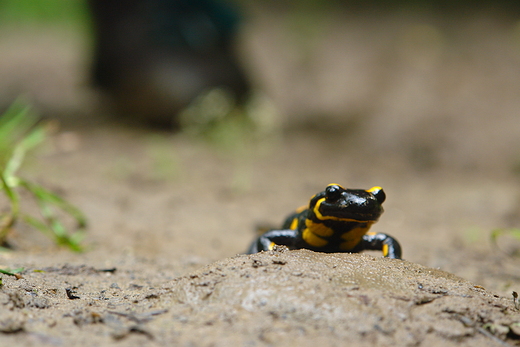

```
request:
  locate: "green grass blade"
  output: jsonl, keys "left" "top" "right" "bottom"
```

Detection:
{"left": 491, "top": 228, "right": 520, "bottom": 256}
{"left": 0, "top": 174, "right": 19, "bottom": 215}
{"left": 0, "top": 101, "right": 39, "bottom": 164}
{"left": 29, "top": 192, "right": 68, "bottom": 238}
{"left": 4, "top": 126, "right": 47, "bottom": 178}
{"left": 491, "top": 228, "right": 520, "bottom": 243}
{"left": 22, "top": 213, "right": 84, "bottom": 252}
{"left": 19, "top": 179, "right": 87, "bottom": 228}
{"left": 0, "top": 100, "right": 87, "bottom": 252}
{"left": 20, "top": 184, "right": 86, "bottom": 252}
{"left": 0, "top": 267, "right": 24, "bottom": 276}
{"left": 22, "top": 214, "right": 53, "bottom": 237}
{"left": 0, "top": 101, "right": 35, "bottom": 141}
{"left": 0, "top": 174, "right": 19, "bottom": 242}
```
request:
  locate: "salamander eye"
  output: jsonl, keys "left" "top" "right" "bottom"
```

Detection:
{"left": 367, "top": 186, "right": 386, "bottom": 204}
{"left": 325, "top": 185, "right": 342, "bottom": 201}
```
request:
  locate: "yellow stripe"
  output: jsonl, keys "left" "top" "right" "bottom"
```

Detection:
{"left": 289, "top": 218, "right": 299, "bottom": 230}
{"left": 339, "top": 225, "right": 371, "bottom": 250}
{"left": 302, "top": 228, "right": 328, "bottom": 247}
{"left": 305, "top": 219, "right": 334, "bottom": 237}
{"left": 327, "top": 183, "right": 345, "bottom": 188}
{"left": 366, "top": 186, "right": 382, "bottom": 193}
{"left": 313, "top": 198, "right": 370, "bottom": 222}
{"left": 382, "top": 244, "right": 389, "bottom": 257}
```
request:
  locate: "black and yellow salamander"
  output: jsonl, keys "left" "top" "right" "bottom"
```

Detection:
{"left": 247, "top": 183, "right": 402, "bottom": 259}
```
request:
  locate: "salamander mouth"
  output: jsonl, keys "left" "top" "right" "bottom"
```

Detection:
{"left": 314, "top": 198, "right": 383, "bottom": 222}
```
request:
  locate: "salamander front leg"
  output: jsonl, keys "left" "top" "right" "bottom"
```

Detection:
{"left": 357, "top": 231, "right": 402, "bottom": 259}
{"left": 247, "top": 229, "right": 298, "bottom": 254}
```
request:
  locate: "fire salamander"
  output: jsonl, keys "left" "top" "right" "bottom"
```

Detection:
{"left": 247, "top": 184, "right": 402, "bottom": 259}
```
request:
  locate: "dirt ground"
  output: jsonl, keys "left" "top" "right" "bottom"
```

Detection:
{"left": 2, "top": 5, "right": 520, "bottom": 346}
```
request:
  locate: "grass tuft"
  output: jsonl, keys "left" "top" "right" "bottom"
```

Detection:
{"left": 0, "top": 100, "right": 87, "bottom": 252}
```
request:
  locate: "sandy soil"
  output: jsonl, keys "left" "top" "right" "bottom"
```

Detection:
{"left": 1, "top": 5, "right": 520, "bottom": 346}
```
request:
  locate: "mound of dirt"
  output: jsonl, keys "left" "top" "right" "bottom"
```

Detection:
{"left": 169, "top": 248, "right": 519, "bottom": 346}
{"left": 1, "top": 248, "right": 519, "bottom": 346}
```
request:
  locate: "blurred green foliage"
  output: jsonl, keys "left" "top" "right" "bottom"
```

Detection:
{"left": 491, "top": 228, "right": 520, "bottom": 257}
{"left": 244, "top": 0, "right": 520, "bottom": 9}
{"left": 234, "top": 0, "right": 520, "bottom": 15}
{"left": 0, "top": 0, "right": 516, "bottom": 35}
{"left": 0, "top": 0, "right": 91, "bottom": 27}
{"left": 180, "top": 88, "right": 281, "bottom": 192}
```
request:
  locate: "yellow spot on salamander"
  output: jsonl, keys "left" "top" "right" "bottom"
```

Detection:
{"left": 305, "top": 219, "right": 334, "bottom": 237}
{"left": 327, "top": 183, "right": 345, "bottom": 188}
{"left": 366, "top": 186, "right": 382, "bottom": 193}
{"left": 289, "top": 218, "right": 299, "bottom": 230}
{"left": 382, "top": 244, "right": 389, "bottom": 257}
{"left": 340, "top": 224, "right": 372, "bottom": 250}
{"left": 302, "top": 228, "right": 328, "bottom": 247}
{"left": 268, "top": 242, "right": 276, "bottom": 250}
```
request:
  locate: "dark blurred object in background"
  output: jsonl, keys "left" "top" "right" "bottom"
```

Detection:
{"left": 89, "top": 0, "right": 250, "bottom": 127}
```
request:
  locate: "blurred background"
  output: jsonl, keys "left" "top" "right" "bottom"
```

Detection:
{"left": 1, "top": 0, "right": 520, "bottom": 294}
